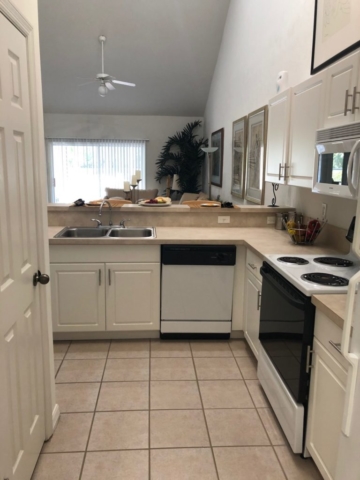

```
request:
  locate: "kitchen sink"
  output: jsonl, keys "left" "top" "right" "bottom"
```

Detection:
{"left": 55, "top": 227, "right": 110, "bottom": 238}
{"left": 54, "top": 226, "right": 156, "bottom": 239}
{"left": 108, "top": 227, "right": 155, "bottom": 238}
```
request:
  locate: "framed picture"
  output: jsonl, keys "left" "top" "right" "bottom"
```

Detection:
{"left": 245, "top": 106, "right": 268, "bottom": 204}
{"left": 231, "top": 116, "right": 247, "bottom": 198}
{"left": 311, "top": 0, "right": 360, "bottom": 74}
{"left": 211, "top": 128, "right": 224, "bottom": 187}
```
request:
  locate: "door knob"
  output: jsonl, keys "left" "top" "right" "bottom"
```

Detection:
{"left": 33, "top": 270, "right": 50, "bottom": 286}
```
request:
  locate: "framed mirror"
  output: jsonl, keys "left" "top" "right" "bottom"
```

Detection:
{"left": 245, "top": 106, "right": 268, "bottom": 204}
{"left": 231, "top": 116, "right": 247, "bottom": 198}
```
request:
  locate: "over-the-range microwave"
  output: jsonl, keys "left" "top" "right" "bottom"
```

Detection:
{"left": 313, "top": 121, "right": 360, "bottom": 199}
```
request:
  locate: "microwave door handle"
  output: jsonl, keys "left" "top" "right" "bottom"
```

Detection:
{"left": 347, "top": 139, "right": 360, "bottom": 198}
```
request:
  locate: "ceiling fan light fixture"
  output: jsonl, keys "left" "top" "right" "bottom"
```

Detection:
{"left": 98, "top": 84, "right": 108, "bottom": 97}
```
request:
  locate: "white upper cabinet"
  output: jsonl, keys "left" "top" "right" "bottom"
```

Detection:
{"left": 287, "top": 71, "right": 326, "bottom": 188}
{"left": 266, "top": 89, "right": 292, "bottom": 184}
{"left": 323, "top": 51, "right": 360, "bottom": 127}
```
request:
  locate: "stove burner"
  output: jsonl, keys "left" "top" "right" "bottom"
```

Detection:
{"left": 278, "top": 256, "right": 309, "bottom": 265}
{"left": 301, "top": 273, "right": 349, "bottom": 287}
{"left": 314, "top": 257, "right": 354, "bottom": 267}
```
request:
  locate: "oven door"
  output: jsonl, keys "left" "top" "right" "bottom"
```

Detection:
{"left": 259, "top": 262, "right": 315, "bottom": 404}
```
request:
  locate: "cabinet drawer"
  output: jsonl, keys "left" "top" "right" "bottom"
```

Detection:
{"left": 314, "top": 310, "right": 349, "bottom": 371}
{"left": 246, "top": 249, "right": 263, "bottom": 282}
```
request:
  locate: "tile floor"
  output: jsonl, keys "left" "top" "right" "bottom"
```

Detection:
{"left": 32, "top": 339, "right": 323, "bottom": 480}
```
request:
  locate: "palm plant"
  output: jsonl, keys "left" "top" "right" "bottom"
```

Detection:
{"left": 155, "top": 120, "right": 208, "bottom": 193}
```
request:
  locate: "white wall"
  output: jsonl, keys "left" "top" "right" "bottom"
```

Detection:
{"left": 204, "top": 0, "right": 356, "bottom": 229}
{"left": 44, "top": 113, "right": 204, "bottom": 192}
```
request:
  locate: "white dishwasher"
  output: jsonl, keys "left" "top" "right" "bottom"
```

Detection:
{"left": 161, "top": 245, "right": 236, "bottom": 338}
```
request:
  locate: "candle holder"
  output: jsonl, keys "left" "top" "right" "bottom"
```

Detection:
{"left": 130, "top": 184, "right": 138, "bottom": 204}
{"left": 124, "top": 189, "right": 131, "bottom": 201}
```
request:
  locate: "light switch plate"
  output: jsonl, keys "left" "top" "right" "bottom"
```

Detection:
{"left": 218, "top": 216, "right": 230, "bottom": 224}
{"left": 267, "top": 216, "right": 276, "bottom": 225}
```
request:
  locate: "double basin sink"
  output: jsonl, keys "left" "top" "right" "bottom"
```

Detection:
{"left": 55, "top": 226, "right": 156, "bottom": 239}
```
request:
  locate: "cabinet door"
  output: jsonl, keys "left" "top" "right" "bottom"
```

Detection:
{"left": 323, "top": 51, "right": 360, "bottom": 127}
{"left": 266, "top": 88, "right": 292, "bottom": 184}
{"left": 106, "top": 263, "right": 160, "bottom": 331}
{"left": 306, "top": 338, "right": 348, "bottom": 480}
{"left": 50, "top": 264, "right": 105, "bottom": 332}
{"left": 244, "top": 271, "right": 262, "bottom": 359}
{"left": 288, "top": 71, "right": 326, "bottom": 188}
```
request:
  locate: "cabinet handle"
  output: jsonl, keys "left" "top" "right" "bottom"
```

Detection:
{"left": 99, "top": 269, "right": 101, "bottom": 286}
{"left": 278, "top": 163, "right": 284, "bottom": 180}
{"left": 352, "top": 86, "right": 360, "bottom": 114}
{"left": 305, "top": 345, "right": 314, "bottom": 373}
{"left": 344, "top": 89, "right": 353, "bottom": 116}
{"left": 284, "top": 164, "right": 290, "bottom": 179}
{"left": 248, "top": 263, "right": 257, "bottom": 270}
{"left": 108, "top": 269, "right": 111, "bottom": 286}
{"left": 329, "top": 340, "right": 343, "bottom": 355}
{"left": 257, "top": 291, "right": 262, "bottom": 310}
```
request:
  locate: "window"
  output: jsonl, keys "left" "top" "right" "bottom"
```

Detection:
{"left": 46, "top": 138, "right": 146, "bottom": 203}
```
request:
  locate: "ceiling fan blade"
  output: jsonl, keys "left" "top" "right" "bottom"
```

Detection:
{"left": 78, "top": 80, "right": 96, "bottom": 87}
{"left": 112, "top": 80, "right": 136, "bottom": 87}
{"left": 105, "top": 81, "right": 116, "bottom": 91}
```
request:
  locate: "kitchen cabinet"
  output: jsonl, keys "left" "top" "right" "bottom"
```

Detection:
{"left": 244, "top": 249, "right": 263, "bottom": 359}
{"left": 287, "top": 71, "right": 326, "bottom": 188}
{"left": 266, "top": 88, "right": 292, "bottom": 184}
{"left": 106, "top": 263, "right": 160, "bottom": 331}
{"left": 322, "top": 50, "right": 360, "bottom": 128}
{"left": 49, "top": 245, "right": 160, "bottom": 334}
{"left": 306, "top": 311, "right": 349, "bottom": 480}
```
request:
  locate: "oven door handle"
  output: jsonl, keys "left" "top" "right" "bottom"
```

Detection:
{"left": 260, "top": 268, "right": 305, "bottom": 309}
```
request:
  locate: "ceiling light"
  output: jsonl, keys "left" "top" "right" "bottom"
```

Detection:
{"left": 98, "top": 84, "right": 107, "bottom": 97}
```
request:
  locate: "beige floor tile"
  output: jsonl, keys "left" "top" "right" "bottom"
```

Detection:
{"left": 53, "top": 342, "right": 70, "bottom": 360}
{"left": 65, "top": 341, "right": 110, "bottom": 359}
{"left": 151, "top": 448, "right": 217, "bottom": 480}
{"left": 191, "top": 341, "right": 232, "bottom": 357}
{"left": 274, "top": 446, "right": 323, "bottom": 479}
{"left": 31, "top": 453, "right": 84, "bottom": 480}
{"left": 56, "top": 359, "right": 106, "bottom": 383}
{"left": 229, "top": 340, "right": 253, "bottom": 357}
{"left": 103, "top": 358, "right": 149, "bottom": 381}
{"left": 81, "top": 450, "right": 149, "bottom": 480}
{"left": 151, "top": 357, "right": 195, "bottom": 380}
{"left": 42, "top": 413, "right": 92, "bottom": 453}
{"left": 109, "top": 340, "right": 150, "bottom": 358}
{"left": 97, "top": 382, "right": 149, "bottom": 411}
{"left": 214, "top": 446, "right": 286, "bottom": 480}
{"left": 54, "top": 360, "right": 62, "bottom": 377}
{"left": 194, "top": 357, "right": 242, "bottom": 380}
{"left": 257, "top": 408, "right": 287, "bottom": 446}
{"left": 56, "top": 383, "right": 100, "bottom": 413}
{"left": 245, "top": 380, "right": 270, "bottom": 408}
{"left": 235, "top": 356, "right": 258, "bottom": 380}
{"left": 150, "top": 410, "right": 209, "bottom": 448}
{"left": 88, "top": 411, "right": 148, "bottom": 450}
{"left": 199, "top": 380, "right": 254, "bottom": 409}
{"left": 151, "top": 340, "right": 191, "bottom": 357}
{"left": 151, "top": 381, "right": 201, "bottom": 410}
{"left": 205, "top": 409, "right": 270, "bottom": 446}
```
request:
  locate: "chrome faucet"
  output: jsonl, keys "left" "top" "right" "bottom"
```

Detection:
{"left": 99, "top": 199, "right": 113, "bottom": 226}
{"left": 91, "top": 218, "right": 102, "bottom": 228}
{"left": 119, "top": 219, "right": 130, "bottom": 228}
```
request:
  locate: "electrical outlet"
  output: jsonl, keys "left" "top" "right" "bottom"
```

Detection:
{"left": 267, "top": 216, "right": 276, "bottom": 225}
{"left": 218, "top": 216, "right": 230, "bottom": 224}
{"left": 322, "top": 203, "right": 327, "bottom": 220}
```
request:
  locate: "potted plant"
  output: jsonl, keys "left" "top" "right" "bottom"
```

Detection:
{"left": 155, "top": 120, "right": 208, "bottom": 193}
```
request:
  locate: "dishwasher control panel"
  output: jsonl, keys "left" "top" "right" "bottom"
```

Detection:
{"left": 161, "top": 245, "right": 236, "bottom": 266}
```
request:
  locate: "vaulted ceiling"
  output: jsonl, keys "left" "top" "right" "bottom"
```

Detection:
{"left": 38, "top": 0, "right": 230, "bottom": 116}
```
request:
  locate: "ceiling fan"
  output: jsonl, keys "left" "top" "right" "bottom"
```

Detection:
{"left": 79, "top": 35, "right": 136, "bottom": 97}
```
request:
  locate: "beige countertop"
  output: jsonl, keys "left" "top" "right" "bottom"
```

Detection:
{"left": 312, "top": 294, "right": 347, "bottom": 330}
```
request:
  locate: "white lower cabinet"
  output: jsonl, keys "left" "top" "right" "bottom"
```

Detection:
{"left": 244, "top": 269, "right": 262, "bottom": 359}
{"left": 306, "top": 312, "right": 348, "bottom": 480}
{"left": 51, "top": 263, "right": 106, "bottom": 332}
{"left": 106, "top": 263, "right": 160, "bottom": 331}
{"left": 49, "top": 245, "right": 161, "bottom": 333}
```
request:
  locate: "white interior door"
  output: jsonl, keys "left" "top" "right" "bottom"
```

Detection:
{"left": 0, "top": 13, "right": 45, "bottom": 480}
